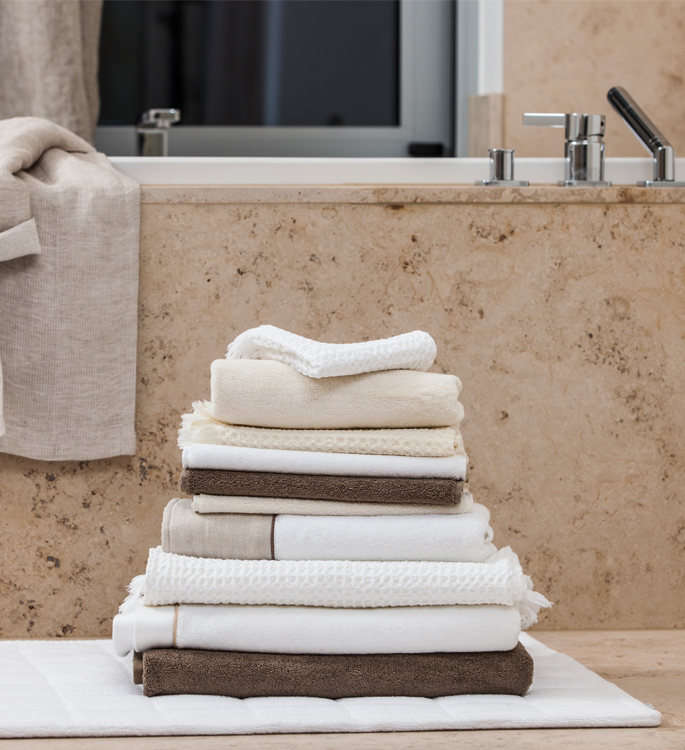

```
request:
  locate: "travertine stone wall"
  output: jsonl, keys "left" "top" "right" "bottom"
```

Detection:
{"left": 504, "top": 1, "right": 685, "bottom": 157}
{"left": 1, "top": 186, "right": 684, "bottom": 637}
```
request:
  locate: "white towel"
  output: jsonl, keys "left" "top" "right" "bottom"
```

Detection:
{"left": 142, "top": 546, "right": 551, "bottom": 626}
{"left": 182, "top": 444, "right": 468, "bottom": 479}
{"left": 192, "top": 491, "right": 476, "bottom": 516}
{"left": 112, "top": 601, "right": 523, "bottom": 657}
{"left": 275, "top": 507, "right": 495, "bottom": 562}
{"left": 179, "top": 401, "right": 464, "bottom": 457}
{"left": 226, "top": 325, "right": 437, "bottom": 378}
{"left": 163, "top": 497, "right": 496, "bottom": 562}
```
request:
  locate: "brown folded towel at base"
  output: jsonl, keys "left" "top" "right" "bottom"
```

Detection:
{"left": 133, "top": 643, "right": 534, "bottom": 698}
{"left": 180, "top": 468, "right": 463, "bottom": 506}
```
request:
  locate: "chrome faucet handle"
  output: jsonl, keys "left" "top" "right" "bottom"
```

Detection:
{"left": 523, "top": 112, "right": 611, "bottom": 186}
{"left": 137, "top": 109, "right": 181, "bottom": 157}
{"left": 476, "top": 149, "right": 529, "bottom": 186}
{"left": 607, "top": 87, "right": 685, "bottom": 187}
{"left": 139, "top": 108, "right": 181, "bottom": 129}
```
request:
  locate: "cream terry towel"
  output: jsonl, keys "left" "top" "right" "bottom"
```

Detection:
{"left": 192, "top": 491, "right": 475, "bottom": 516}
{"left": 179, "top": 400, "right": 464, "bottom": 457}
{"left": 182, "top": 444, "right": 468, "bottom": 479}
{"left": 142, "top": 546, "right": 551, "bottom": 626}
{"left": 162, "top": 497, "right": 496, "bottom": 562}
{"left": 211, "top": 359, "right": 463, "bottom": 429}
{"left": 226, "top": 326, "right": 437, "bottom": 377}
{"left": 113, "top": 601, "right": 523, "bottom": 656}
{"left": 0, "top": 117, "right": 139, "bottom": 459}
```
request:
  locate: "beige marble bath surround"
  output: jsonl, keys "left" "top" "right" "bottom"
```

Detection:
{"left": 1, "top": 185, "right": 684, "bottom": 638}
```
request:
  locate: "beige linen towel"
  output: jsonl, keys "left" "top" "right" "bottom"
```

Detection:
{"left": 0, "top": 117, "right": 140, "bottom": 459}
{"left": 0, "top": 1, "right": 102, "bottom": 143}
{"left": 192, "top": 491, "right": 475, "bottom": 516}
{"left": 211, "top": 359, "right": 463, "bottom": 429}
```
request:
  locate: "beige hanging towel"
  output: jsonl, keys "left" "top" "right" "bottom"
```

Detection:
{"left": 0, "top": 117, "right": 140, "bottom": 460}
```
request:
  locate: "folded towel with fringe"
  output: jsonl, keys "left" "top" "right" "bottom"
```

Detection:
{"left": 113, "top": 597, "right": 525, "bottom": 656}
{"left": 182, "top": 444, "right": 467, "bottom": 480}
{"left": 141, "top": 546, "right": 551, "bottom": 624}
{"left": 211, "top": 359, "right": 463, "bottom": 429}
{"left": 192, "top": 491, "right": 474, "bottom": 516}
{"left": 179, "top": 401, "right": 464, "bottom": 457}
{"left": 134, "top": 643, "right": 534, "bottom": 698}
{"left": 162, "top": 497, "right": 495, "bottom": 562}
{"left": 226, "top": 326, "right": 437, "bottom": 378}
{"left": 181, "top": 470, "right": 464, "bottom": 506}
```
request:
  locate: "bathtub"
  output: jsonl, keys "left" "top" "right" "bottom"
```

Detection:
{"left": 109, "top": 157, "right": 685, "bottom": 186}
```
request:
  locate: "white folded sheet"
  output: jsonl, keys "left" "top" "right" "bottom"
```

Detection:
{"left": 192, "top": 491, "right": 475, "bottom": 516}
{"left": 141, "top": 546, "right": 551, "bottom": 626}
{"left": 275, "top": 505, "right": 495, "bottom": 562}
{"left": 226, "top": 325, "right": 437, "bottom": 378}
{"left": 112, "top": 602, "right": 523, "bottom": 657}
{"left": 182, "top": 443, "right": 468, "bottom": 479}
{"left": 163, "top": 498, "right": 496, "bottom": 562}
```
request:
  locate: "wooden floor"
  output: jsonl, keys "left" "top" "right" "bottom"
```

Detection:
{"left": 1, "top": 630, "right": 683, "bottom": 750}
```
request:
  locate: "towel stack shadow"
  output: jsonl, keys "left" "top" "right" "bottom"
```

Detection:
{"left": 113, "top": 327, "right": 550, "bottom": 699}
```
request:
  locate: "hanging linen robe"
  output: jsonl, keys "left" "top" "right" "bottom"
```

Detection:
{"left": 0, "top": 0, "right": 102, "bottom": 143}
{"left": 0, "top": 117, "right": 139, "bottom": 460}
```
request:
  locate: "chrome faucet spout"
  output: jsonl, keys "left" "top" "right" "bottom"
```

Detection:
{"left": 607, "top": 87, "right": 680, "bottom": 185}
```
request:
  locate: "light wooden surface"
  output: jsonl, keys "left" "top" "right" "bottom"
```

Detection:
{"left": 0, "top": 630, "right": 682, "bottom": 749}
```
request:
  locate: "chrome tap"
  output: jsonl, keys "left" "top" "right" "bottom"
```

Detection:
{"left": 607, "top": 87, "right": 685, "bottom": 187}
{"left": 137, "top": 109, "right": 181, "bottom": 157}
{"left": 522, "top": 112, "right": 611, "bottom": 186}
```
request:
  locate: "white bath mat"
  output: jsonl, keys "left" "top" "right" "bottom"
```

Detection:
{"left": 0, "top": 634, "right": 660, "bottom": 738}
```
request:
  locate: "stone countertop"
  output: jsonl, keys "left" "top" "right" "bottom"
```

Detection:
{"left": 140, "top": 184, "right": 685, "bottom": 204}
{"left": 1, "top": 630, "right": 682, "bottom": 750}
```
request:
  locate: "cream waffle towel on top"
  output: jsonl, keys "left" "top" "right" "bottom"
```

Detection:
{"left": 211, "top": 359, "right": 463, "bottom": 429}
{"left": 142, "top": 546, "right": 551, "bottom": 627}
{"left": 226, "top": 326, "right": 437, "bottom": 378}
{"left": 179, "top": 401, "right": 464, "bottom": 457}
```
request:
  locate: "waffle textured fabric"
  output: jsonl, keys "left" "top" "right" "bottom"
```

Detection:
{"left": 210, "top": 359, "right": 462, "bottom": 429}
{"left": 226, "top": 325, "right": 437, "bottom": 378}
{"left": 141, "top": 546, "right": 551, "bottom": 626}
{"left": 0, "top": 636, "right": 661, "bottom": 737}
{"left": 179, "top": 401, "right": 464, "bottom": 457}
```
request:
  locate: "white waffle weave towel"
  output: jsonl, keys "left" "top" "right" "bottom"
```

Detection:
{"left": 142, "top": 546, "right": 551, "bottom": 627}
{"left": 226, "top": 326, "right": 437, "bottom": 378}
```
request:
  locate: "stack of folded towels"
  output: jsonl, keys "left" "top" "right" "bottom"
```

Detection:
{"left": 113, "top": 326, "right": 551, "bottom": 699}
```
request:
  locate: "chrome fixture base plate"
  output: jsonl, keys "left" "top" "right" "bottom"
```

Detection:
{"left": 476, "top": 180, "right": 530, "bottom": 187}
{"left": 558, "top": 180, "right": 612, "bottom": 187}
{"left": 637, "top": 180, "right": 685, "bottom": 187}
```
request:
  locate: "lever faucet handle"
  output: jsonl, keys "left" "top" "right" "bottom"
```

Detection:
{"left": 523, "top": 113, "right": 605, "bottom": 139}
{"left": 522, "top": 113, "right": 567, "bottom": 128}
{"left": 139, "top": 108, "right": 181, "bottom": 129}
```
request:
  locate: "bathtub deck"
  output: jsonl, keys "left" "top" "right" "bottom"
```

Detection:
{"left": 0, "top": 630, "right": 682, "bottom": 750}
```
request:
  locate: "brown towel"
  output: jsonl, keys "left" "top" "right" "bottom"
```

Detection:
{"left": 180, "top": 469, "right": 463, "bottom": 506}
{"left": 134, "top": 644, "right": 534, "bottom": 698}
